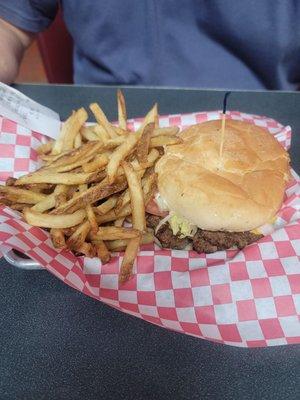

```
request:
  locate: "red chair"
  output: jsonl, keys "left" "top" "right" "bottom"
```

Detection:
{"left": 37, "top": 8, "right": 73, "bottom": 84}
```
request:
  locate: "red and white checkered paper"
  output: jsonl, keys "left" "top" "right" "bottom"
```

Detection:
{"left": 0, "top": 110, "right": 300, "bottom": 348}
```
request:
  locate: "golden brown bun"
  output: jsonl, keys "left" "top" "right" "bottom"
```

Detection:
{"left": 155, "top": 120, "right": 290, "bottom": 232}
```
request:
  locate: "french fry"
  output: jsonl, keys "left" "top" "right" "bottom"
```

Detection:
{"left": 50, "top": 228, "right": 66, "bottom": 249}
{"left": 36, "top": 141, "right": 53, "bottom": 155}
{"left": 106, "top": 133, "right": 138, "bottom": 183}
{"left": 52, "top": 108, "right": 88, "bottom": 154}
{"left": 117, "top": 89, "right": 127, "bottom": 130}
{"left": 96, "top": 195, "right": 118, "bottom": 215}
{"left": 80, "top": 126, "right": 99, "bottom": 142}
{"left": 74, "top": 132, "right": 82, "bottom": 148}
{"left": 15, "top": 170, "right": 104, "bottom": 186}
{"left": 94, "top": 226, "right": 140, "bottom": 241}
{"left": 136, "top": 123, "right": 154, "bottom": 165}
{"left": 96, "top": 203, "right": 131, "bottom": 224}
{"left": 106, "top": 231, "right": 154, "bottom": 251}
{"left": 93, "top": 124, "right": 111, "bottom": 142}
{"left": 24, "top": 208, "right": 86, "bottom": 228}
{"left": 51, "top": 176, "right": 128, "bottom": 214}
{"left": 89, "top": 103, "right": 118, "bottom": 138}
{"left": 114, "top": 217, "right": 125, "bottom": 227}
{"left": 92, "top": 239, "right": 110, "bottom": 264}
{"left": 113, "top": 126, "right": 128, "bottom": 136}
{"left": 151, "top": 126, "right": 179, "bottom": 137}
{"left": 67, "top": 220, "right": 91, "bottom": 249}
{"left": 103, "top": 136, "right": 126, "bottom": 150}
{"left": 74, "top": 242, "right": 95, "bottom": 257}
{"left": 121, "top": 161, "right": 145, "bottom": 231}
{"left": 0, "top": 186, "right": 46, "bottom": 204}
{"left": 150, "top": 136, "right": 182, "bottom": 148}
{"left": 82, "top": 153, "right": 109, "bottom": 173}
{"left": 9, "top": 203, "right": 28, "bottom": 211}
{"left": 119, "top": 236, "right": 141, "bottom": 283}
{"left": 5, "top": 177, "right": 17, "bottom": 186}
{"left": 136, "top": 103, "right": 158, "bottom": 134}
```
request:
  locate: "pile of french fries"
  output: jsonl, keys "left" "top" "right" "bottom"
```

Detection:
{"left": 0, "top": 91, "right": 180, "bottom": 283}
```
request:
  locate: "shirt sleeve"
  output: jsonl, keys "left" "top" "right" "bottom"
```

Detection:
{"left": 0, "top": 0, "right": 58, "bottom": 33}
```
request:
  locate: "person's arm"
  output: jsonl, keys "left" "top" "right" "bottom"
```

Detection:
{"left": 0, "top": 18, "right": 35, "bottom": 84}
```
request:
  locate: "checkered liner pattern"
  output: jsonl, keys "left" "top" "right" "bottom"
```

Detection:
{"left": 0, "top": 110, "right": 299, "bottom": 347}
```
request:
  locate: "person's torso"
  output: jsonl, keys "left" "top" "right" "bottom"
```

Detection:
{"left": 61, "top": 0, "right": 300, "bottom": 89}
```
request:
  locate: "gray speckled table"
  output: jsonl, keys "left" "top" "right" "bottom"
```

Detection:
{"left": 1, "top": 85, "right": 300, "bottom": 400}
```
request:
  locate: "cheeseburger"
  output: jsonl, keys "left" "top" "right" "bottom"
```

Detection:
{"left": 146, "top": 119, "right": 290, "bottom": 253}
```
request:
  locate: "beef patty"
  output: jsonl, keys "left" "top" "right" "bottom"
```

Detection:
{"left": 146, "top": 214, "right": 263, "bottom": 253}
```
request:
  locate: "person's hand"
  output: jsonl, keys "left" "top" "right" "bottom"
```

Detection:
{"left": 0, "top": 18, "right": 34, "bottom": 84}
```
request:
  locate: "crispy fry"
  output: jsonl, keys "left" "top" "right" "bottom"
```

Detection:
{"left": 86, "top": 204, "right": 98, "bottom": 234}
{"left": 9, "top": 203, "right": 28, "bottom": 211}
{"left": 121, "top": 161, "right": 145, "bottom": 231}
{"left": 36, "top": 141, "right": 53, "bottom": 155}
{"left": 113, "top": 126, "right": 128, "bottom": 136}
{"left": 106, "top": 231, "right": 154, "bottom": 251}
{"left": 96, "top": 195, "right": 118, "bottom": 215}
{"left": 67, "top": 220, "right": 90, "bottom": 249}
{"left": 94, "top": 226, "right": 140, "bottom": 240}
{"left": 119, "top": 236, "right": 141, "bottom": 283}
{"left": 51, "top": 176, "right": 128, "bottom": 214}
{"left": 82, "top": 153, "right": 109, "bottom": 173}
{"left": 50, "top": 228, "right": 66, "bottom": 249}
{"left": 151, "top": 126, "right": 179, "bottom": 137}
{"left": 106, "top": 133, "right": 138, "bottom": 183}
{"left": 92, "top": 239, "right": 111, "bottom": 264}
{"left": 24, "top": 208, "right": 86, "bottom": 228}
{"left": 117, "top": 89, "right": 127, "bottom": 130}
{"left": 136, "top": 123, "right": 154, "bottom": 165}
{"left": 103, "top": 136, "right": 126, "bottom": 150}
{"left": 74, "top": 242, "right": 95, "bottom": 257}
{"left": 150, "top": 136, "right": 182, "bottom": 148}
{"left": 0, "top": 186, "right": 46, "bottom": 204}
{"left": 89, "top": 103, "right": 118, "bottom": 138}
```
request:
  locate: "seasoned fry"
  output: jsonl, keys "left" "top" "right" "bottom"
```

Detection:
{"left": 152, "top": 126, "right": 179, "bottom": 137}
{"left": 9, "top": 203, "right": 28, "bottom": 211}
{"left": 90, "top": 103, "right": 118, "bottom": 138}
{"left": 0, "top": 186, "right": 46, "bottom": 204}
{"left": 106, "top": 231, "right": 154, "bottom": 251}
{"left": 119, "top": 236, "right": 141, "bottom": 283}
{"left": 50, "top": 228, "right": 66, "bottom": 249}
{"left": 103, "top": 136, "right": 126, "bottom": 149}
{"left": 150, "top": 136, "right": 182, "bottom": 148}
{"left": 117, "top": 89, "right": 127, "bottom": 130}
{"left": 121, "top": 161, "right": 145, "bottom": 231}
{"left": 136, "top": 123, "right": 154, "bottom": 165}
{"left": 106, "top": 133, "right": 138, "bottom": 183}
{"left": 94, "top": 226, "right": 140, "bottom": 241}
{"left": 24, "top": 208, "right": 86, "bottom": 228}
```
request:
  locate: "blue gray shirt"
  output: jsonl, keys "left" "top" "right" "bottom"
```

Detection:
{"left": 1, "top": 0, "right": 300, "bottom": 90}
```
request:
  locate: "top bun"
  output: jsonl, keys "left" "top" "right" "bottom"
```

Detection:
{"left": 155, "top": 119, "right": 290, "bottom": 232}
